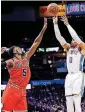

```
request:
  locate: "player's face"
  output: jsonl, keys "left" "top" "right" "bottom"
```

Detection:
{"left": 71, "top": 40, "right": 79, "bottom": 48}
{"left": 13, "top": 47, "right": 22, "bottom": 55}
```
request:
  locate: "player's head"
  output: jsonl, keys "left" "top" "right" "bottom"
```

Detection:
{"left": 13, "top": 46, "right": 22, "bottom": 55}
{"left": 71, "top": 40, "right": 79, "bottom": 48}
{"left": 71, "top": 36, "right": 83, "bottom": 48}
{"left": 9, "top": 46, "right": 23, "bottom": 58}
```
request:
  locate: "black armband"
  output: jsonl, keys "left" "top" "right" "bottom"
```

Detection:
{"left": 1, "top": 62, "right": 7, "bottom": 68}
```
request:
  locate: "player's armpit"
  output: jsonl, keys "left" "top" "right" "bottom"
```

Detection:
{"left": 62, "top": 43, "right": 70, "bottom": 51}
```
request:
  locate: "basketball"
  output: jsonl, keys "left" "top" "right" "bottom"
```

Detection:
{"left": 47, "top": 3, "right": 59, "bottom": 15}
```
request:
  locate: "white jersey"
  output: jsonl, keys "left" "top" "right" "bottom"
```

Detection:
{"left": 67, "top": 47, "right": 84, "bottom": 73}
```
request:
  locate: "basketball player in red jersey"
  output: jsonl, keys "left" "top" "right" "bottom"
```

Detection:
{"left": 1, "top": 18, "right": 47, "bottom": 112}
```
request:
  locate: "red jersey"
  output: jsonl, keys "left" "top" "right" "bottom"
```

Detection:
{"left": 8, "top": 58, "right": 31, "bottom": 88}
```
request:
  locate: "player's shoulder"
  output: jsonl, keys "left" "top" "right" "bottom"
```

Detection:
{"left": 22, "top": 56, "right": 30, "bottom": 62}
{"left": 79, "top": 42, "right": 85, "bottom": 49}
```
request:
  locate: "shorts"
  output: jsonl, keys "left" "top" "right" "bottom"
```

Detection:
{"left": 1, "top": 84, "right": 27, "bottom": 112}
{"left": 65, "top": 71, "right": 85, "bottom": 96}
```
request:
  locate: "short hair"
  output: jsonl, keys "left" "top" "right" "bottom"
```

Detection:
{"left": 8, "top": 46, "right": 16, "bottom": 57}
{"left": 8, "top": 46, "right": 25, "bottom": 57}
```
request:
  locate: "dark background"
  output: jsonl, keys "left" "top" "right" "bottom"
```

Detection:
{"left": 1, "top": 1, "right": 85, "bottom": 82}
{"left": 1, "top": 1, "right": 85, "bottom": 47}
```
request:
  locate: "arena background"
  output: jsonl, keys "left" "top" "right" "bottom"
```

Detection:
{"left": 1, "top": 1, "right": 85, "bottom": 112}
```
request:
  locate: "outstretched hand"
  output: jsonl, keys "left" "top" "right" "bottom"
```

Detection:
{"left": 61, "top": 16, "right": 69, "bottom": 25}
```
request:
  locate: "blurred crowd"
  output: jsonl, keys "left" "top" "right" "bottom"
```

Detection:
{"left": 27, "top": 84, "right": 85, "bottom": 112}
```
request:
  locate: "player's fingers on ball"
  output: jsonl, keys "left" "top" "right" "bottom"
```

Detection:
{"left": 62, "top": 15, "right": 65, "bottom": 18}
{"left": 61, "top": 17, "right": 66, "bottom": 21}
{"left": 64, "top": 15, "right": 67, "bottom": 18}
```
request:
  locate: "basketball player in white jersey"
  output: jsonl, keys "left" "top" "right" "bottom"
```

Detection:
{"left": 52, "top": 16, "right": 85, "bottom": 112}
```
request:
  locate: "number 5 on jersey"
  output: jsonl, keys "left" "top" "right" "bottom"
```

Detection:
{"left": 22, "top": 68, "right": 27, "bottom": 76}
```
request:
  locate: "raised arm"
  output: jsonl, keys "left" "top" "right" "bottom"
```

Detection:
{"left": 53, "top": 17, "right": 70, "bottom": 50}
{"left": 25, "top": 18, "right": 47, "bottom": 59}
{"left": 61, "top": 16, "right": 85, "bottom": 55}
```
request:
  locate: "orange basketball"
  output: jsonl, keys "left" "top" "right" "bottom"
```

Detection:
{"left": 47, "top": 3, "right": 59, "bottom": 15}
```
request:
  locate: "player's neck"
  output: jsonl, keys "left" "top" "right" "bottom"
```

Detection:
{"left": 14, "top": 55, "right": 22, "bottom": 60}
